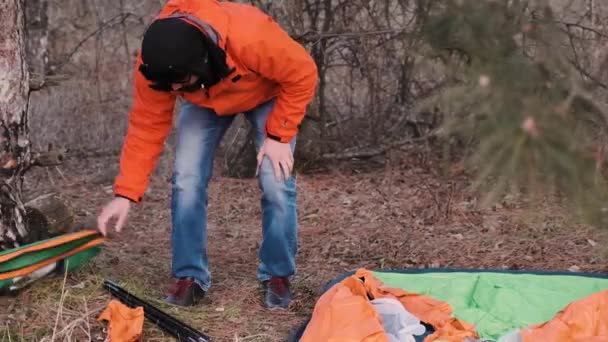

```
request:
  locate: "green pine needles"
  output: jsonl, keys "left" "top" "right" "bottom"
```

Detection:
{"left": 418, "top": 0, "right": 608, "bottom": 227}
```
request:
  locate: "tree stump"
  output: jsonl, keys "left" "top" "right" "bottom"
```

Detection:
{"left": 22, "top": 193, "right": 74, "bottom": 244}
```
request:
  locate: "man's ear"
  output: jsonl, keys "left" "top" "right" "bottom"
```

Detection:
{"left": 138, "top": 64, "right": 153, "bottom": 80}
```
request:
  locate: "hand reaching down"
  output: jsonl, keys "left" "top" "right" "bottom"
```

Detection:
{"left": 97, "top": 197, "right": 131, "bottom": 236}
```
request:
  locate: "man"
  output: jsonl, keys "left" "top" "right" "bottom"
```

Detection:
{"left": 96, "top": 0, "right": 318, "bottom": 310}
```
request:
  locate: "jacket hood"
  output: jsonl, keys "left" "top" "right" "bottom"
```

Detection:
{"left": 156, "top": 0, "right": 229, "bottom": 49}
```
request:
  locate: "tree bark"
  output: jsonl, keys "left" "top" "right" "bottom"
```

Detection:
{"left": 25, "top": 0, "right": 48, "bottom": 90}
{"left": 222, "top": 117, "right": 257, "bottom": 178}
{"left": 0, "top": 0, "right": 33, "bottom": 250}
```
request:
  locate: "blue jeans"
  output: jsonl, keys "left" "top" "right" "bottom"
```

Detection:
{"left": 170, "top": 99, "right": 297, "bottom": 291}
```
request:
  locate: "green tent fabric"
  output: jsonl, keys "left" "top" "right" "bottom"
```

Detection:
{"left": 374, "top": 269, "right": 608, "bottom": 340}
{"left": 291, "top": 268, "right": 608, "bottom": 341}
{"left": 0, "top": 230, "right": 103, "bottom": 293}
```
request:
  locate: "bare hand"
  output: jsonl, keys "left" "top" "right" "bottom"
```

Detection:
{"left": 97, "top": 197, "right": 131, "bottom": 236}
{"left": 256, "top": 137, "right": 294, "bottom": 181}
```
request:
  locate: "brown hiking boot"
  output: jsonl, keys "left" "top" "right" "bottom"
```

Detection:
{"left": 164, "top": 278, "right": 206, "bottom": 307}
{"left": 262, "top": 277, "right": 292, "bottom": 309}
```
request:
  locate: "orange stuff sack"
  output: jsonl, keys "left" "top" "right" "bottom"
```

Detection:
{"left": 98, "top": 299, "right": 144, "bottom": 342}
{"left": 299, "top": 269, "right": 478, "bottom": 342}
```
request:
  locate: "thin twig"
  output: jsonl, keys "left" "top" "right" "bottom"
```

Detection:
{"left": 567, "top": 57, "right": 608, "bottom": 89}
{"left": 421, "top": 177, "right": 442, "bottom": 217}
{"left": 118, "top": 0, "right": 132, "bottom": 67}
{"left": 82, "top": 297, "right": 91, "bottom": 341}
{"left": 54, "top": 13, "right": 134, "bottom": 71}
{"left": 444, "top": 182, "right": 455, "bottom": 220}
{"left": 54, "top": 317, "right": 86, "bottom": 340}
{"left": 54, "top": 166, "right": 68, "bottom": 182}
{"left": 6, "top": 323, "right": 12, "bottom": 342}
{"left": 560, "top": 21, "right": 608, "bottom": 39}
{"left": 45, "top": 167, "right": 55, "bottom": 187}
{"left": 237, "top": 333, "right": 274, "bottom": 341}
{"left": 295, "top": 28, "right": 409, "bottom": 43}
{"left": 321, "top": 132, "right": 435, "bottom": 160}
{"left": 51, "top": 261, "right": 69, "bottom": 341}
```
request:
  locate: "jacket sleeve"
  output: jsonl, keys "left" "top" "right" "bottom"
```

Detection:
{"left": 113, "top": 57, "right": 176, "bottom": 203}
{"left": 239, "top": 16, "right": 318, "bottom": 143}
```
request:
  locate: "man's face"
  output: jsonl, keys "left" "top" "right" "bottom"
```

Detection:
{"left": 171, "top": 74, "right": 201, "bottom": 92}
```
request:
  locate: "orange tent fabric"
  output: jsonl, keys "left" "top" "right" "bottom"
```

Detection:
{"left": 299, "top": 269, "right": 478, "bottom": 342}
{"left": 521, "top": 289, "right": 608, "bottom": 342}
{"left": 98, "top": 299, "right": 144, "bottom": 342}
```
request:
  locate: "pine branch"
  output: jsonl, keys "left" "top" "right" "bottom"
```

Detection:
{"left": 418, "top": 0, "right": 608, "bottom": 228}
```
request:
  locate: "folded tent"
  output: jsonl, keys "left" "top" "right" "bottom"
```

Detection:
{"left": 292, "top": 268, "right": 608, "bottom": 342}
{"left": 0, "top": 230, "right": 104, "bottom": 293}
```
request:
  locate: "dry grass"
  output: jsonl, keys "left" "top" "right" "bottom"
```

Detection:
{"left": 1, "top": 148, "right": 608, "bottom": 341}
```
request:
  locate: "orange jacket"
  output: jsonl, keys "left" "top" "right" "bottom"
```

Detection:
{"left": 114, "top": 0, "right": 318, "bottom": 202}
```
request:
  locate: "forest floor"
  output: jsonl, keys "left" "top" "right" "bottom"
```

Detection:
{"left": 1, "top": 147, "right": 608, "bottom": 341}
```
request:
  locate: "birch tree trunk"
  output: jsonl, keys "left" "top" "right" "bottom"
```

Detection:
{"left": 0, "top": 0, "right": 33, "bottom": 250}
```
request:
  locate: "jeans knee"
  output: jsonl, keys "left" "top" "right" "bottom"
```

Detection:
{"left": 172, "top": 171, "right": 209, "bottom": 206}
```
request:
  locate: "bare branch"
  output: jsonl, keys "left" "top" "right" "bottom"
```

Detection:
{"left": 294, "top": 28, "right": 409, "bottom": 44}
{"left": 53, "top": 12, "right": 134, "bottom": 71}
{"left": 321, "top": 132, "right": 435, "bottom": 161}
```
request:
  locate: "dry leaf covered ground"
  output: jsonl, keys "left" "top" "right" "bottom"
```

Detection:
{"left": 1, "top": 148, "right": 608, "bottom": 341}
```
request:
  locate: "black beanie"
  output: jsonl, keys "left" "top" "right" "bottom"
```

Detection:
{"left": 140, "top": 17, "right": 207, "bottom": 83}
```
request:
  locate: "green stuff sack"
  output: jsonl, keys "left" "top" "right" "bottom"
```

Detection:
{"left": 0, "top": 230, "right": 104, "bottom": 293}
